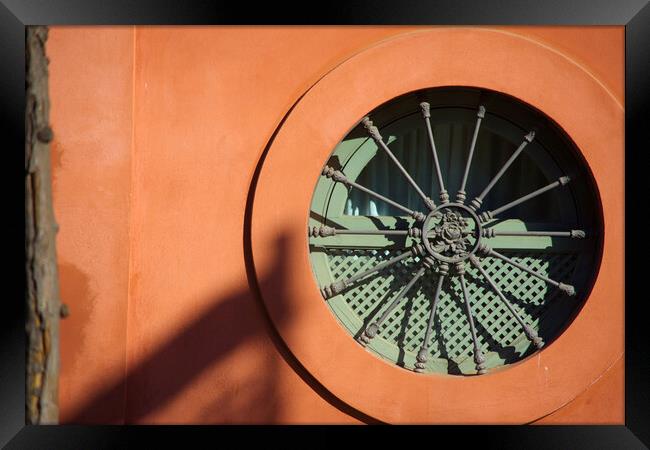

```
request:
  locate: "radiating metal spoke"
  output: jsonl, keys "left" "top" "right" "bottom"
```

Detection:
{"left": 359, "top": 260, "right": 431, "bottom": 346}
{"left": 414, "top": 263, "right": 448, "bottom": 373}
{"left": 469, "top": 255, "right": 544, "bottom": 349}
{"left": 362, "top": 117, "right": 436, "bottom": 211}
{"left": 457, "top": 105, "right": 486, "bottom": 204}
{"left": 310, "top": 225, "right": 421, "bottom": 238}
{"left": 322, "top": 166, "right": 427, "bottom": 221}
{"left": 482, "top": 229, "right": 586, "bottom": 238}
{"left": 309, "top": 94, "right": 599, "bottom": 377}
{"left": 458, "top": 265, "right": 487, "bottom": 374}
{"left": 320, "top": 244, "right": 427, "bottom": 299}
{"left": 479, "top": 176, "right": 571, "bottom": 223}
{"left": 469, "top": 130, "right": 535, "bottom": 211}
{"left": 420, "top": 102, "right": 448, "bottom": 203}
{"left": 477, "top": 243, "right": 576, "bottom": 295}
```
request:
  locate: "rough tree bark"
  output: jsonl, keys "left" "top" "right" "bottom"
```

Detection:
{"left": 25, "top": 25, "right": 60, "bottom": 424}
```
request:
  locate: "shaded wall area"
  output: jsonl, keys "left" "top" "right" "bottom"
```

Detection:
{"left": 48, "top": 26, "right": 624, "bottom": 424}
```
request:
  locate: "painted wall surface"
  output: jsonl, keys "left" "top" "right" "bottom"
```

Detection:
{"left": 49, "top": 27, "right": 134, "bottom": 424}
{"left": 48, "top": 26, "right": 624, "bottom": 424}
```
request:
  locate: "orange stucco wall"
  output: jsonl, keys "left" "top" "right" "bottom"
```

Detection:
{"left": 48, "top": 26, "right": 624, "bottom": 424}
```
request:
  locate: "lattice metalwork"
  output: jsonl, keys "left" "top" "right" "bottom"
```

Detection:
{"left": 308, "top": 91, "right": 600, "bottom": 375}
{"left": 324, "top": 249, "right": 577, "bottom": 362}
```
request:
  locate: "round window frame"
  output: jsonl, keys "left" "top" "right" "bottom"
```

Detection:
{"left": 306, "top": 86, "right": 604, "bottom": 377}
{"left": 250, "top": 28, "right": 623, "bottom": 423}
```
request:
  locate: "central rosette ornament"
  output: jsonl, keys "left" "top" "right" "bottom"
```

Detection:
{"left": 430, "top": 210, "right": 472, "bottom": 256}
{"left": 422, "top": 203, "right": 482, "bottom": 265}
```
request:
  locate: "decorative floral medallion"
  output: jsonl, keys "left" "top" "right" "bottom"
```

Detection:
{"left": 422, "top": 203, "right": 481, "bottom": 266}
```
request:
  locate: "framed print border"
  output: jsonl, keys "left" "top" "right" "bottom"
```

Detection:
{"left": 1, "top": 0, "right": 647, "bottom": 448}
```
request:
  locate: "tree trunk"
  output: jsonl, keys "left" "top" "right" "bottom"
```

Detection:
{"left": 25, "top": 25, "right": 60, "bottom": 424}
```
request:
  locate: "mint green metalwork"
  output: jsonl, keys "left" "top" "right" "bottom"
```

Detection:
{"left": 308, "top": 92, "right": 600, "bottom": 376}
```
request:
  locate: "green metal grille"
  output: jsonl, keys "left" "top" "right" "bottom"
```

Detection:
{"left": 323, "top": 249, "right": 577, "bottom": 364}
{"left": 307, "top": 87, "right": 601, "bottom": 376}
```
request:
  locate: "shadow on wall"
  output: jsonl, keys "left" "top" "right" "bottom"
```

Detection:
{"left": 66, "top": 234, "right": 292, "bottom": 424}
{"left": 61, "top": 99, "right": 380, "bottom": 425}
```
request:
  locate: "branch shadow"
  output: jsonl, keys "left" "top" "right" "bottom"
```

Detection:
{"left": 67, "top": 234, "right": 293, "bottom": 424}
{"left": 65, "top": 94, "right": 385, "bottom": 425}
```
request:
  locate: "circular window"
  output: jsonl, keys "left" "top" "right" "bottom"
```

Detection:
{"left": 308, "top": 87, "right": 603, "bottom": 376}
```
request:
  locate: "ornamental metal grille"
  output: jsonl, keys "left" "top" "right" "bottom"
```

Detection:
{"left": 308, "top": 87, "right": 602, "bottom": 375}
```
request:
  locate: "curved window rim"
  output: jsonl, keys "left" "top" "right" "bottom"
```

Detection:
{"left": 307, "top": 85, "right": 605, "bottom": 376}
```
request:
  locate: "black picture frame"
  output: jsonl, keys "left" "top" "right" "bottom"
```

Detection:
{"left": 1, "top": 1, "right": 648, "bottom": 448}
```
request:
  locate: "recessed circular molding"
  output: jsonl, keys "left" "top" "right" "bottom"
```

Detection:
{"left": 306, "top": 85, "right": 604, "bottom": 378}
{"left": 250, "top": 28, "right": 623, "bottom": 423}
